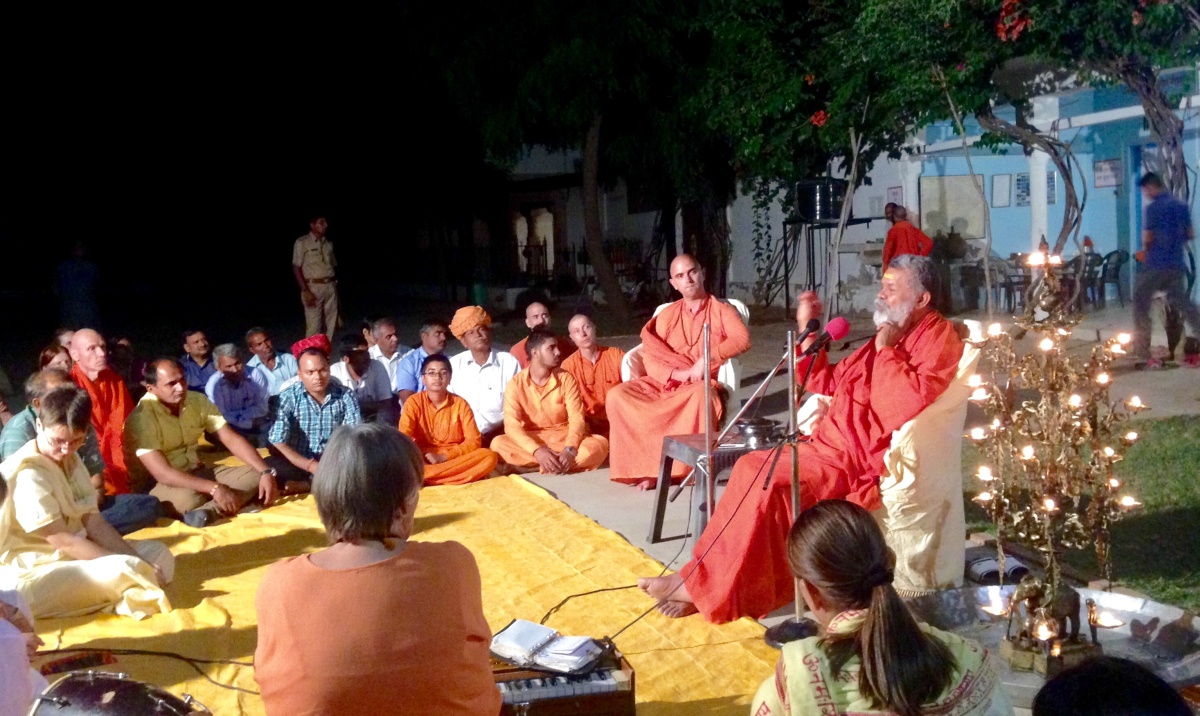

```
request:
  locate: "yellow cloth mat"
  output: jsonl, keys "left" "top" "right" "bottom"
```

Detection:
{"left": 34, "top": 476, "right": 779, "bottom": 715}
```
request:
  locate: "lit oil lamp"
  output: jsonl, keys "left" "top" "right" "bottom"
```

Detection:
{"left": 1108, "top": 478, "right": 1121, "bottom": 489}
{"left": 1117, "top": 333, "right": 1131, "bottom": 345}
{"left": 1040, "top": 337, "right": 1055, "bottom": 352}
{"left": 1125, "top": 395, "right": 1145, "bottom": 412}
{"left": 1118, "top": 495, "right": 1141, "bottom": 509}
{"left": 970, "top": 388, "right": 989, "bottom": 402}
{"left": 977, "top": 466, "right": 995, "bottom": 482}
{"left": 1122, "top": 431, "right": 1138, "bottom": 445}
{"left": 972, "top": 491, "right": 993, "bottom": 506}
{"left": 1095, "top": 372, "right": 1111, "bottom": 385}
{"left": 988, "top": 323, "right": 1004, "bottom": 337}
{"left": 1043, "top": 497, "right": 1059, "bottom": 513}
{"left": 969, "top": 427, "right": 987, "bottom": 442}
{"left": 981, "top": 594, "right": 1008, "bottom": 617}
{"left": 1067, "top": 394, "right": 1082, "bottom": 409}
{"left": 1021, "top": 445, "right": 1036, "bottom": 461}
{"left": 1028, "top": 252, "right": 1047, "bottom": 267}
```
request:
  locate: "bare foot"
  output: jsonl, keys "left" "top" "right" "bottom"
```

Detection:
{"left": 638, "top": 574, "right": 692, "bottom": 604}
{"left": 637, "top": 478, "right": 657, "bottom": 491}
{"left": 656, "top": 601, "right": 699, "bottom": 618}
{"left": 283, "top": 480, "right": 311, "bottom": 495}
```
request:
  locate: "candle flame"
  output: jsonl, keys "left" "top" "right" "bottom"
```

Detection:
{"left": 1117, "top": 333, "right": 1131, "bottom": 345}
{"left": 1108, "top": 478, "right": 1120, "bottom": 488}
{"left": 1068, "top": 394, "right": 1082, "bottom": 408}
{"left": 1021, "top": 445, "right": 1036, "bottom": 460}
{"left": 1124, "top": 431, "right": 1138, "bottom": 442}
{"left": 970, "top": 388, "right": 989, "bottom": 402}
{"left": 1103, "top": 446, "right": 1116, "bottom": 457}
{"left": 988, "top": 323, "right": 1003, "bottom": 337}
{"left": 1096, "top": 373, "right": 1111, "bottom": 385}
{"left": 1028, "top": 252, "right": 1046, "bottom": 267}
{"left": 1057, "top": 328, "right": 1070, "bottom": 336}
{"left": 1051, "top": 642, "right": 1062, "bottom": 657}
{"left": 1093, "top": 612, "right": 1126, "bottom": 628}
{"left": 1048, "top": 254, "right": 1063, "bottom": 266}
{"left": 1127, "top": 396, "right": 1143, "bottom": 409}
{"left": 1040, "top": 338, "right": 1055, "bottom": 351}
{"left": 977, "top": 466, "right": 994, "bottom": 481}
{"left": 1043, "top": 497, "right": 1058, "bottom": 512}
{"left": 973, "top": 491, "right": 993, "bottom": 504}
{"left": 981, "top": 603, "right": 1007, "bottom": 617}
{"left": 970, "top": 427, "right": 987, "bottom": 441}
{"left": 1119, "top": 495, "right": 1141, "bottom": 509}
{"left": 1034, "top": 623, "right": 1056, "bottom": 641}
{"left": 1110, "top": 343, "right": 1126, "bottom": 355}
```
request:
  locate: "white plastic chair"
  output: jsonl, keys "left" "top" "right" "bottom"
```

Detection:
{"left": 797, "top": 320, "right": 982, "bottom": 596}
{"left": 620, "top": 298, "right": 749, "bottom": 412}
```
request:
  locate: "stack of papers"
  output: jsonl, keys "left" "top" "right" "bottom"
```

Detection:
{"left": 491, "top": 619, "right": 604, "bottom": 674}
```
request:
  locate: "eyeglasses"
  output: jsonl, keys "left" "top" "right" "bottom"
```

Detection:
{"left": 422, "top": 370, "right": 450, "bottom": 378}
{"left": 44, "top": 433, "right": 87, "bottom": 451}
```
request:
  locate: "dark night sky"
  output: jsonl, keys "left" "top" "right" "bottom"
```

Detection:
{"left": 4, "top": 6, "right": 481, "bottom": 320}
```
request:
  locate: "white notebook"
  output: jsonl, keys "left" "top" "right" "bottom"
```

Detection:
{"left": 491, "top": 619, "right": 604, "bottom": 673}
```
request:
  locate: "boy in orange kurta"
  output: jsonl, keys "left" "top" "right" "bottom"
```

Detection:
{"left": 560, "top": 314, "right": 625, "bottom": 435}
{"left": 399, "top": 354, "right": 498, "bottom": 485}
{"left": 606, "top": 255, "right": 751, "bottom": 487}
{"left": 492, "top": 329, "right": 608, "bottom": 473}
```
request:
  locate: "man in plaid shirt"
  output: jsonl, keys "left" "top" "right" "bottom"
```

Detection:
{"left": 267, "top": 343, "right": 362, "bottom": 493}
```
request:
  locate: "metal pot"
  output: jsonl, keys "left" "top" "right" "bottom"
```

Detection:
{"left": 735, "top": 418, "right": 782, "bottom": 449}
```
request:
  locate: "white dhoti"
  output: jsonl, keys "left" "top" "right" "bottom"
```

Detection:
{"left": 5, "top": 541, "right": 174, "bottom": 620}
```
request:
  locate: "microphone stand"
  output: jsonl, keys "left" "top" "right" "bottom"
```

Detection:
{"left": 763, "top": 328, "right": 821, "bottom": 649}
{"left": 668, "top": 325, "right": 820, "bottom": 505}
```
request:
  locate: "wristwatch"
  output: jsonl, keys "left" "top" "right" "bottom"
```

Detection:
{"left": 563, "top": 446, "right": 579, "bottom": 457}
{"left": 260, "top": 468, "right": 278, "bottom": 478}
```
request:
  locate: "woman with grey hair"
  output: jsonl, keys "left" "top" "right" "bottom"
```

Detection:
{"left": 254, "top": 423, "right": 500, "bottom": 716}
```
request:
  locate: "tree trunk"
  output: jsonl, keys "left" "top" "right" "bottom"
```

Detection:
{"left": 1110, "top": 60, "right": 1189, "bottom": 199}
{"left": 582, "top": 115, "right": 631, "bottom": 322}
{"left": 681, "top": 187, "right": 732, "bottom": 297}
{"left": 977, "top": 106, "right": 1086, "bottom": 255}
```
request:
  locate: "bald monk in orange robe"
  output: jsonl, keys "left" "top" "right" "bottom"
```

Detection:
{"left": 492, "top": 329, "right": 609, "bottom": 473}
{"left": 560, "top": 314, "right": 625, "bottom": 435}
{"left": 400, "top": 353, "right": 499, "bottom": 485}
{"left": 882, "top": 202, "right": 933, "bottom": 271}
{"left": 638, "top": 255, "right": 964, "bottom": 621}
{"left": 606, "top": 255, "right": 751, "bottom": 487}
{"left": 68, "top": 329, "right": 135, "bottom": 495}
{"left": 509, "top": 301, "right": 577, "bottom": 369}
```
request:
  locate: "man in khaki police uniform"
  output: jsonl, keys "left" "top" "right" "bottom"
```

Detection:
{"left": 292, "top": 216, "right": 339, "bottom": 337}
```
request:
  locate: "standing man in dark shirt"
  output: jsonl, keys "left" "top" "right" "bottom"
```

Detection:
{"left": 1133, "top": 173, "right": 1199, "bottom": 369}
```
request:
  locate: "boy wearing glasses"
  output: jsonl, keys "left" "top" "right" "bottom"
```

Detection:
{"left": 399, "top": 354, "right": 499, "bottom": 485}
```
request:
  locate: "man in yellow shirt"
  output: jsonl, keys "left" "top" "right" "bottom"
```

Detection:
{"left": 292, "top": 216, "right": 339, "bottom": 337}
{"left": 491, "top": 329, "right": 608, "bottom": 474}
{"left": 124, "top": 358, "right": 278, "bottom": 528}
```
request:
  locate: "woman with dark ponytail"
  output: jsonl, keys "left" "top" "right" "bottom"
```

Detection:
{"left": 751, "top": 500, "right": 1011, "bottom": 715}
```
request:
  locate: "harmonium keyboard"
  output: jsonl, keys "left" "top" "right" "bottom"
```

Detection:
{"left": 492, "top": 654, "right": 635, "bottom": 715}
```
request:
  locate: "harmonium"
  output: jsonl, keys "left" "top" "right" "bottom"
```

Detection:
{"left": 492, "top": 653, "right": 635, "bottom": 715}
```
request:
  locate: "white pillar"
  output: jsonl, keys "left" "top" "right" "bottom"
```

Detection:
{"left": 900, "top": 156, "right": 923, "bottom": 221}
{"left": 1029, "top": 149, "right": 1049, "bottom": 251}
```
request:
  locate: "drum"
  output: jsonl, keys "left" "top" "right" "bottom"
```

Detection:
{"left": 29, "top": 671, "right": 211, "bottom": 716}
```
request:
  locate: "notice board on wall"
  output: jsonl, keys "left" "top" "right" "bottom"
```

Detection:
{"left": 919, "top": 175, "right": 986, "bottom": 239}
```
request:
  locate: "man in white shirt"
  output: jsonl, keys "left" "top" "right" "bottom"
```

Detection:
{"left": 447, "top": 306, "right": 520, "bottom": 445}
{"left": 330, "top": 334, "right": 397, "bottom": 424}
{"left": 245, "top": 328, "right": 299, "bottom": 403}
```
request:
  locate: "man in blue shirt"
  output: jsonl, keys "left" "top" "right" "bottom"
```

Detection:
{"left": 266, "top": 346, "right": 362, "bottom": 492}
{"left": 205, "top": 344, "right": 272, "bottom": 446}
{"left": 394, "top": 319, "right": 450, "bottom": 405}
{"left": 1134, "top": 173, "right": 1200, "bottom": 369}
{"left": 181, "top": 329, "right": 216, "bottom": 391}
{"left": 244, "top": 328, "right": 299, "bottom": 405}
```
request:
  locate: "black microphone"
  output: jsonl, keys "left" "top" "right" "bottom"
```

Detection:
{"left": 799, "top": 317, "right": 851, "bottom": 357}
{"left": 795, "top": 318, "right": 821, "bottom": 344}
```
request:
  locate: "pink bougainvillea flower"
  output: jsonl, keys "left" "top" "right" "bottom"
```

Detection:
{"left": 810, "top": 110, "right": 828, "bottom": 127}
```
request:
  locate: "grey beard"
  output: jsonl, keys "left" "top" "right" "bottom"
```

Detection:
{"left": 873, "top": 298, "right": 915, "bottom": 328}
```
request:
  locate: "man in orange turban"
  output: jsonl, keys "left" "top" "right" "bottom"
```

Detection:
{"left": 446, "top": 307, "right": 520, "bottom": 445}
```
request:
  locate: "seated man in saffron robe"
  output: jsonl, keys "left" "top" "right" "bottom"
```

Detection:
{"left": 638, "top": 254, "right": 964, "bottom": 620}
{"left": 560, "top": 314, "right": 625, "bottom": 436}
{"left": 882, "top": 203, "right": 933, "bottom": 271}
{"left": 399, "top": 353, "right": 498, "bottom": 485}
{"left": 605, "top": 254, "right": 751, "bottom": 488}
{"left": 509, "top": 302, "right": 576, "bottom": 369}
{"left": 491, "top": 329, "right": 609, "bottom": 474}
{"left": 68, "top": 329, "right": 134, "bottom": 497}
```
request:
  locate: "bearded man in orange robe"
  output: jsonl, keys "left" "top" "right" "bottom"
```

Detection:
{"left": 509, "top": 302, "right": 576, "bottom": 369}
{"left": 399, "top": 353, "right": 499, "bottom": 486}
{"left": 560, "top": 314, "right": 625, "bottom": 436}
{"left": 638, "top": 254, "right": 964, "bottom": 621}
{"left": 882, "top": 203, "right": 934, "bottom": 271}
{"left": 68, "top": 328, "right": 135, "bottom": 495}
{"left": 606, "top": 255, "right": 751, "bottom": 488}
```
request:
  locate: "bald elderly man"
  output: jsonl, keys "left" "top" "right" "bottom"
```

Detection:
{"left": 508, "top": 302, "right": 576, "bottom": 369}
{"left": 560, "top": 314, "right": 625, "bottom": 436}
{"left": 446, "top": 306, "right": 520, "bottom": 445}
{"left": 68, "top": 329, "right": 136, "bottom": 496}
